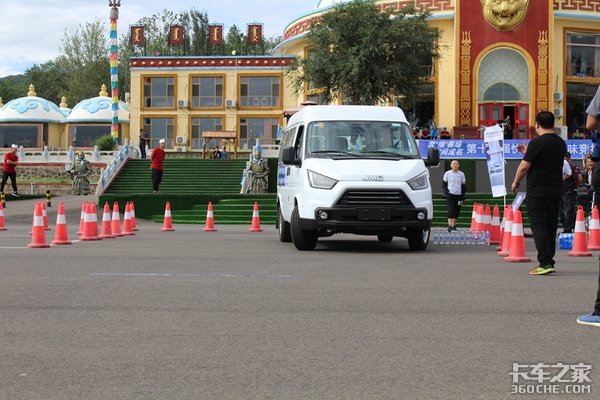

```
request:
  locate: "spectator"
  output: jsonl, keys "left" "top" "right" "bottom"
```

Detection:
{"left": 221, "top": 147, "right": 229, "bottom": 160}
{"left": 511, "top": 111, "right": 566, "bottom": 275}
{"left": 138, "top": 129, "right": 149, "bottom": 159}
{"left": 442, "top": 160, "right": 466, "bottom": 232}
{"left": 577, "top": 157, "right": 594, "bottom": 213}
{"left": 213, "top": 146, "right": 222, "bottom": 160}
{"left": 560, "top": 152, "right": 580, "bottom": 233}
{"left": 503, "top": 116, "right": 514, "bottom": 139}
{"left": 440, "top": 127, "right": 451, "bottom": 139}
{"left": 429, "top": 124, "right": 438, "bottom": 140}
{"left": 150, "top": 139, "right": 166, "bottom": 194}
{"left": 1, "top": 144, "right": 19, "bottom": 197}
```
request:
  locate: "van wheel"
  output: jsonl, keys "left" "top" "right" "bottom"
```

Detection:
{"left": 377, "top": 234, "right": 394, "bottom": 243}
{"left": 291, "top": 206, "right": 318, "bottom": 250}
{"left": 407, "top": 227, "right": 430, "bottom": 250}
{"left": 277, "top": 206, "right": 292, "bottom": 243}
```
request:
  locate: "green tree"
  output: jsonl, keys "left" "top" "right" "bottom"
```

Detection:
{"left": 288, "top": 0, "right": 441, "bottom": 105}
{"left": 0, "top": 76, "right": 28, "bottom": 103}
{"left": 25, "top": 60, "right": 68, "bottom": 104}
{"left": 224, "top": 25, "right": 245, "bottom": 56}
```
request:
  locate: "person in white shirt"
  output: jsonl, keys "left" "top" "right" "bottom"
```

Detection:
{"left": 442, "top": 160, "right": 467, "bottom": 231}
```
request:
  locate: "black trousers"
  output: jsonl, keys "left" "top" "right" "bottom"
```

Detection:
{"left": 526, "top": 195, "right": 560, "bottom": 267}
{"left": 139, "top": 141, "right": 146, "bottom": 159}
{"left": 0, "top": 171, "right": 17, "bottom": 193}
{"left": 559, "top": 190, "right": 577, "bottom": 233}
{"left": 446, "top": 193, "right": 462, "bottom": 219}
{"left": 152, "top": 169, "right": 163, "bottom": 191}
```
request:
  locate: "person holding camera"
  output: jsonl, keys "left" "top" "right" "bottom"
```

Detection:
{"left": 442, "top": 159, "right": 466, "bottom": 232}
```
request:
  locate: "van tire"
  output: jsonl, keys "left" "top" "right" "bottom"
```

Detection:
{"left": 407, "top": 227, "right": 430, "bottom": 250}
{"left": 377, "top": 234, "right": 394, "bottom": 243}
{"left": 277, "top": 206, "right": 292, "bottom": 242}
{"left": 291, "top": 206, "right": 318, "bottom": 250}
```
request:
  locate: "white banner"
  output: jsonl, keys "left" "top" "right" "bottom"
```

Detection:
{"left": 483, "top": 125, "right": 507, "bottom": 197}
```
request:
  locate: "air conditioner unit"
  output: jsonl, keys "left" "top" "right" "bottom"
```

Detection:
{"left": 225, "top": 99, "right": 237, "bottom": 108}
{"left": 177, "top": 99, "right": 188, "bottom": 108}
{"left": 175, "top": 146, "right": 187, "bottom": 153}
{"left": 553, "top": 108, "right": 564, "bottom": 117}
{"left": 553, "top": 92, "right": 564, "bottom": 101}
{"left": 176, "top": 136, "right": 188, "bottom": 145}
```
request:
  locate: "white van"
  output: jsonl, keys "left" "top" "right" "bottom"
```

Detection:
{"left": 276, "top": 105, "right": 439, "bottom": 250}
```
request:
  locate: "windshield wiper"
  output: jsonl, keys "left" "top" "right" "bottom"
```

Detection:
{"left": 310, "top": 150, "right": 360, "bottom": 157}
{"left": 361, "top": 151, "right": 412, "bottom": 158}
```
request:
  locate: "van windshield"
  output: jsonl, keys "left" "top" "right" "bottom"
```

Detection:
{"left": 305, "top": 121, "right": 420, "bottom": 160}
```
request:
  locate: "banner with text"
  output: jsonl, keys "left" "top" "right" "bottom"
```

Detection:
{"left": 483, "top": 125, "right": 506, "bottom": 197}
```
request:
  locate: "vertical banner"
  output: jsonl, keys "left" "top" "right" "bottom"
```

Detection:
{"left": 247, "top": 24, "right": 263, "bottom": 45}
{"left": 169, "top": 25, "right": 184, "bottom": 46}
{"left": 483, "top": 125, "right": 506, "bottom": 197}
{"left": 109, "top": 3, "right": 120, "bottom": 144}
{"left": 209, "top": 24, "right": 223, "bottom": 45}
{"left": 130, "top": 25, "right": 145, "bottom": 45}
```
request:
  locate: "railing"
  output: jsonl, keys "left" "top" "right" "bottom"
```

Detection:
{"left": 95, "top": 139, "right": 131, "bottom": 195}
{"left": 16, "top": 145, "right": 118, "bottom": 164}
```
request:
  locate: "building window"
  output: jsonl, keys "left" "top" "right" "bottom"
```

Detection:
{"left": 483, "top": 83, "right": 520, "bottom": 101}
{"left": 0, "top": 125, "right": 40, "bottom": 148}
{"left": 70, "top": 125, "right": 114, "bottom": 148}
{"left": 143, "top": 77, "right": 175, "bottom": 108}
{"left": 306, "top": 92, "right": 328, "bottom": 105}
{"left": 240, "top": 76, "right": 280, "bottom": 108}
{"left": 239, "top": 117, "right": 280, "bottom": 149}
{"left": 191, "top": 117, "right": 223, "bottom": 149}
{"left": 566, "top": 82, "right": 598, "bottom": 138}
{"left": 191, "top": 77, "right": 223, "bottom": 108}
{"left": 143, "top": 117, "right": 175, "bottom": 148}
{"left": 567, "top": 32, "right": 600, "bottom": 78}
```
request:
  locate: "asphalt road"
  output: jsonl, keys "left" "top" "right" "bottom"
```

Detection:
{"left": 1, "top": 197, "right": 599, "bottom": 400}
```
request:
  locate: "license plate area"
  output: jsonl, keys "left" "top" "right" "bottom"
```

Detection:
{"left": 357, "top": 208, "right": 391, "bottom": 221}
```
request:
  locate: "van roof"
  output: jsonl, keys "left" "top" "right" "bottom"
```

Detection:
{"left": 287, "top": 105, "right": 409, "bottom": 126}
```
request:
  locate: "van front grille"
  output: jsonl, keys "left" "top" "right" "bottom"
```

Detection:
{"left": 335, "top": 190, "right": 412, "bottom": 207}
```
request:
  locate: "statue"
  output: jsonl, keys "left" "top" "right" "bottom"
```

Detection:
{"left": 480, "top": 0, "right": 529, "bottom": 32}
{"left": 247, "top": 149, "right": 269, "bottom": 194}
{"left": 70, "top": 152, "right": 92, "bottom": 195}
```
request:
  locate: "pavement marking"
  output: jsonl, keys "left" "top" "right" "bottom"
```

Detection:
{"left": 0, "top": 246, "right": 28, "bottom": 249}
{"left": 91, "top": 272, "right": 300, "bottom": 280}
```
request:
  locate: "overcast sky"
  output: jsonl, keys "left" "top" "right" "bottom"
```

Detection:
{"left": 0, "top": 0, "right": 316, "bottom": 78}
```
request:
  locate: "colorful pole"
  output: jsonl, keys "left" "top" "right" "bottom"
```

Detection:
{"left": 109, "top": 1, "right": 121, "bottom": 144}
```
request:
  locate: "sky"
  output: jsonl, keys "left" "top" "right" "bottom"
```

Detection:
{"left": 0, "top": 0, "right": 317, "bottom": 78}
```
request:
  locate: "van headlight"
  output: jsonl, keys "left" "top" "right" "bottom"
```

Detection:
{"left": 407, "top": 172, "right": 429, "bottom": 190}
{"left": 308, "top": 170, "right": 338, "bottom": 190}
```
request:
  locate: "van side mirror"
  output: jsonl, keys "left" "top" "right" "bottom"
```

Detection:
{"left": 424, "top": 146, "right": 440, "bottom": 167}
{"left": 281, "top": 146, "right": 300, "bottom": 166}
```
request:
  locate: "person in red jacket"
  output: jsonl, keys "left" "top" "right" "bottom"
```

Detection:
{"left": 1, "top": 144, "right": 19, "bottom": 197}
{"left": 150, "top": 139, "right": 166, "bottom": 193}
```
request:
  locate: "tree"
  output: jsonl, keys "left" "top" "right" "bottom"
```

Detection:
{"left": 224, "top": 25, "right": 245, "bottom": 56}
{"left": 288, "top": 0, "right": 441, "bottom": 105}
{"left": 25, "top": 60, "right": 68, "bottom": 104}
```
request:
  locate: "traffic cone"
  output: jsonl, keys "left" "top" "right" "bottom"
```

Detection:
{"left": 568, "top": 206, "right": 592, "bottom": 257}
{"left": 162, "top": 201, "right": 175, "bottom": 231}
{"left": 41, "top": 201, "right": 50, "bottom": 231}
{"left": 588, "top": 206, "right": 600, "bottom": 251}
{"left": 249, "top": 202, "right": 263, "bottom": 232}
{"left": 489, "top": 205, "right": 501, "bottom": 245}
{"left": 51, "top": 202, "right": 71, "bottom": 245}
{"left": 475, "top": 204, "right": 484, "bottom": 233}
{"left": 483, "top": 205, "right": 492, "bottom": 234}
{"left": 81, "top": 203, "right": 100, "bottom": 241}
{"left": 99, "top": 202, "right": 115, "bottom": 239}
{"left": 122, "top": 202, "right": 135, "bottom": 235}
{"left": 470, "top": 203, "right": 478, "bottom": 231}
{"left": 504, "top": 210, "right": 531, "bottom": 262}
{"left": 496, "top": 207, "right": 507, "bottom": 251}
{"left": 28, "top": 202, "right": 49, "bottom": 248}
{"left": 498, "top": 207, "right": 513, "bottom": 257}
{"left": 111, "top": 202, "right": 123, "bottom": 237}
{"left": 0, "top": 202, "right": 6, "bottom": 231}
{"left": 203, "top": 201, "right": 217, "bottom": 232}
{"left": 130, "top": 201, "right": 139, "bottom": 231}
{"left": 77, "top": 202, "right": 86, "bottom": 236}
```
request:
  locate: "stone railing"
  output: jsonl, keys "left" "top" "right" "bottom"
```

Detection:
{"left": 16, "top": 145, "right": 118, "bottom": 164}
{"left": 95, "top": 140, "right": 131, "bottom": 195}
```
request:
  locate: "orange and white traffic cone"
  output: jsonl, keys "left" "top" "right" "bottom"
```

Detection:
{"left": 130, "top": 201, "right": 139, "bottom": 231}
{"left": 41, "top": 201, "right": 50, "bottom": 231}
{"left": 203, "top": 201, "right": 217, "bottom": 232}
{"left": 122, "top": 202, "right": 135, "bottom": 236}
{"left": 489, "top": 205, "right": 501, "bottom": 245}
{"left": 77, "top": 202, "right": 86, "bottom": 236}
{"left": 483, "top": 205, "right": 492, "bottom": 235}
{"left": 249, "top": 202, "right": 263, "bottom": 232}
{"left": 498, "top": 207, "right": 513, "bottom": 257}
{"left": 475, "top": 204, "right": 484, "bottom": 233}
{"left": 568, "top": 206, "right": 592, "bottom": 257}
{"left": 81, "top": 203, "right": 100, "bottom": 241}
{"left": 504, "top": 210, "right": 531, "bottom": 262}
{"left": 99, "top": 202, "right": 115, "bottom": 239}
{"left": 496, "top": 206, "right": 507, "bottom": 251}
{"left": 111, "top": 202, "right": 123, "bottom": 237}
{"left": 51, "top": 202, "right": 71, "bottom": 245}
{"left": 0, "top": 202, "right": 6, "bottom": 231}
{"left": 588, "top": 206, "right": 600, "bottom": 251}
{"left": 470, "top": 203, "right": 478, "bottom": 232}
{"left": 162, "top": 201, "right": 175, "bottom": 231}
{"left": 28, "top": 202, "right": 50, "bottom": 248}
